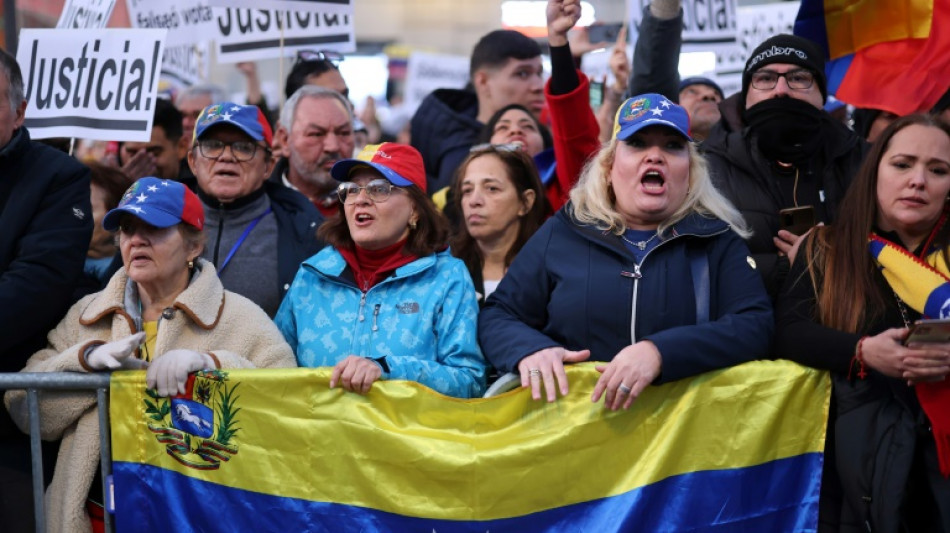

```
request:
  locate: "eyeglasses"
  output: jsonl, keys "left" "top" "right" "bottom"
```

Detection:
{"left": 295, "top": 50, "right": 344, "bottom": 66}
{"left": 469, "top": 142, "right": 523, "bottom": 154}
{"left": 750, "top": 69, "right": 816, "bottom": 90}
{"left": 195, "top": 139, "right": 266, "bottom": 162}
{"left": 337, "top": 179, "right": 398, "bottom": 204}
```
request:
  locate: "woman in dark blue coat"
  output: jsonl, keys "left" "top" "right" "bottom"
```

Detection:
{"left": 478, "top": 93, "right": 773, "bottom": 409}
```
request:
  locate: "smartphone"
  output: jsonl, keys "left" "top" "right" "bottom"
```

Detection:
{"left": 588, "top": 23, "right": 624, "bottom": 44}
{"left": 589, "top": 81, "right": 604, "bottom": 110}
{"left": 778, "top": 205, "right": 816, "bottom": 236}
{"left": 905, "top": 318, "right": 950, "bottom": 345}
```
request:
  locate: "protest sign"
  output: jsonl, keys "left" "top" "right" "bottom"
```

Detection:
{"left": 213, "top": 5, "right": 355, "bottom": 63}
{"left": 207, "top": 0, "right": 350, "bottom": 9}
{"left": 714, "top": 2, "right": 801, "bottom": 96}
{"left": 17, "top": 29, "right": 166, "bottom": 142}
{"left": 161, "top": 42, "right": 210, "bottom": 89}
{"left": 57, "top": 0, "right": 116, "bottom": 29}
{"left": 403, "top": 51, "right": 469, "bottom": 113}
{"left": 627, "top": 0, "right": 738, "bottom": 56}
{"left": 126, "top": 0, "right": 218, "bottom": 47}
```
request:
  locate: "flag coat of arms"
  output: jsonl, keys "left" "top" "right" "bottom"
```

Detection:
{"left": 110, "top": 361, "right": 829, "bottom": 532}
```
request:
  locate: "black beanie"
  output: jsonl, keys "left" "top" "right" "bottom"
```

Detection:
{"left": 742, "top": 34, "right": 827, "bottom": 105}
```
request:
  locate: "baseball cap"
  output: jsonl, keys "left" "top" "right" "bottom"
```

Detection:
{"left": 193, "top": 102, "right": 273, "bottom": 146}
{"left": 613, "top": 93, "right": 692, "bottom": 141}
{"left": 103, "top": 177, "right": 205, "bottom": 231}
{"left": 330, "top": 142, "right": 427, "bottom": 193}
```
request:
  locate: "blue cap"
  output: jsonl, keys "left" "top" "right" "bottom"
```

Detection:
{"left": 613, "top": 94, "right": 692, "bottom": 141}
{"left": 102, "top": 177, "right": 205, "bottom": 231}
{"left": 678, "top": 76, "right": 724, "bottom": 98}
{"left": 193, "top": 102, "right": 273, "bottom": 146}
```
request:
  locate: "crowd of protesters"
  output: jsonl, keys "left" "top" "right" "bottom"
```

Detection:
{"left": 1, "top": 0, "right": 950, "bottom": 531}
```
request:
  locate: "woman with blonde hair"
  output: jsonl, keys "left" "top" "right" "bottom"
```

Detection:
{"left": 479, "top": 94, "right": 772, "bottom": 407}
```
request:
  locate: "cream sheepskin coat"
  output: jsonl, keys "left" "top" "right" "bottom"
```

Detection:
{"left": 4, "top": 260, "right": 295, "bottom": 533}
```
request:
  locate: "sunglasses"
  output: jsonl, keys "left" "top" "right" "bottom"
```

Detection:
{"left": 337, "top": 179, "right": 401, "bottom": 205}
{"left": 295, "top": 50, "right": 344, "bottom": 66}
{"left": 469, "top": 142, "right": 524, "bottom": 154}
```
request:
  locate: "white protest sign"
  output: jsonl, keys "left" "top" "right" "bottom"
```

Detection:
{"left": 57, "top": 0, "right": 116, "bottom": 29}
{"left": 717, "top": 2, "right": 801, "bottom": 78}
{"left": 17, "top": 29, "right": 166, "bottom": 142}
{"left": 161, "top": 42, "right": 210, "bottom": 88}
{"left": 207, "top": 0, "right": 350, "bottom": 9}
{"left": 403, "top": 52, "right": 470, "bottom": 113}
{"left": 627, "top": 0, "right": 738, "bottom": 56}
{"left": 126, "top": 0, "right": 217, "bottom": 47}
{"left": 213, "top": 5, "right": 355, "bottom": 63}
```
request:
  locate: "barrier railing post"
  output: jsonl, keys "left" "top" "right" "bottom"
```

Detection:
{"left": 27, "top": 388, "right": 46, "bottom": 533}
{"left": 97, "top": 388, "right": 113, "bottom": 533}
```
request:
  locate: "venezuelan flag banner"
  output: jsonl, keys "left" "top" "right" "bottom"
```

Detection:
{"left": 794, "top": 0, "right": 950, "bottom": 116}
{"left": 110, "top": 361, "right": 829, "bottom": 532}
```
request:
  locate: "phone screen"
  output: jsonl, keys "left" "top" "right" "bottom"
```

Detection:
{"left": 589, "top": 81, "right": 604, "bottom": 110}
{"left": 589, "top": 23, "right": 623, "bottom": 44}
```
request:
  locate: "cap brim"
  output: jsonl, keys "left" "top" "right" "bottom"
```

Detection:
{"left": 102, "top": 205, "right": 183, "bottom": 231}
{"left": 617, "top": 119, "right": 692, "bottom": 142}
{"left": 330, "top": 159, "right": 413, "bottom": 187}
{"left": 196, "top": 120, "right": 265, "bottom": 142}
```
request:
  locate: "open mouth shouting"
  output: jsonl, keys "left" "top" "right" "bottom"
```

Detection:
{"left": 640, "top": 169, "right": 667, "bottom": 194}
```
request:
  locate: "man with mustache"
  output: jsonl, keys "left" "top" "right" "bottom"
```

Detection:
{"left": 270, "top": 86, "right": 355, "bottom": 217}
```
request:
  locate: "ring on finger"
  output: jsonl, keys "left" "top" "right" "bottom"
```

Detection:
{"left": 618, "top": 383, "right": 632, "bottom": 395}
{"left": 528, "top": 368, "right": 541, "bottom": 378}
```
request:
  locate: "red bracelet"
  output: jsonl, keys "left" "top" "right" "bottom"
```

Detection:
{"left": 849, "top": 336, "right": 869, "bottom": 380}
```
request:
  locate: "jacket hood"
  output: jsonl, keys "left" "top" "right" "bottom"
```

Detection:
{"left": 79, "top": 258, "right": 225, "bottom": 329}
{"left": 410, "top": 88, "right": 481, "bottom": 178}
{"left": 558, "top": 203, "right": 731, "bottom": 254}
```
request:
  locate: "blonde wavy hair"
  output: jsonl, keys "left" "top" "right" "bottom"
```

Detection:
{"left": 569, "top": 139, "right": 750, "bottom": 238}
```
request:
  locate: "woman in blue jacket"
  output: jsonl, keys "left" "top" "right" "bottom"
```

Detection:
{"left": 275, "top": 143, "right": 487, "bottom": 398}
{"left": 478, "top": 94, "right": 773, "bottom": 408}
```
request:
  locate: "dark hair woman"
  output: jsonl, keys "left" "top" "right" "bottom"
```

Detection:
{"left": 776, "top": 114, "right": 950, "bottom": 531}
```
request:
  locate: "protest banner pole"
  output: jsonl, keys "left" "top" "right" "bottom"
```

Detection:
{"left": 278, "top": 23, "right": 286, "bottom": 117}
{"left": 3, "top": 0, "right": 17, "bottom": 55}
{"left": 69, "top": 138, "right": 76, "bottom": 157}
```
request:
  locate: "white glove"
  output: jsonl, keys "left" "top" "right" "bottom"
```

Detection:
{"left": 146, "top": 349, "right": 215, "bottom": 397}
{"left": 86, "top": 332, "right": 148, "bottom": 371}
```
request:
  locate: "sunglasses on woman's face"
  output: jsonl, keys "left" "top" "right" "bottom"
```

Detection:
{"left": 337, "top": 179, "right": 400, "bottom": 204}
{"left": 469, "top": 142, "right": 523, "bottom": 154}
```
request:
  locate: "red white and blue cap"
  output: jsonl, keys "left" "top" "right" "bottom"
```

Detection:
{"left": 330, "top": 142, "right": 428, "bottom": 193}
{"left": 103, "top": 177, "right": 205, "bottom": 231}
{"left": 193, "top": 102, "right": 273, "bottom": 146}
{"left": 613, "top": 93, "right": 692, "bottom": 142}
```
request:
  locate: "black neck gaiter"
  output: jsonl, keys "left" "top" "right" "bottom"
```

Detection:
{"left": 743, "top": 98, "right": 826, "bottom": 165}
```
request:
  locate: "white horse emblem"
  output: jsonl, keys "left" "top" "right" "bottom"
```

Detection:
{"left": 175, "top": 403, "right": 212, "bottom": 429}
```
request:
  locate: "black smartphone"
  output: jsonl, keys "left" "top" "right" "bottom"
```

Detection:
{"left": 589, "top": 80, "right": 604, "bottom": 109}
{"left": 588, "top": 23, "right": 624, "bottom": 44}
{"left": 778, "top": 205, "right": 816, "bottom": 236}
{"left": 905, "top": 318, "right": 950, "bottom": 345}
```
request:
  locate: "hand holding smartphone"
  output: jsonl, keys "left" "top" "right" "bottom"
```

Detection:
{"left": 904, "top": 318, "right": 950, "bottom": 345}
{"left": 778, "top": 205, "right": 816, "bottom": 236}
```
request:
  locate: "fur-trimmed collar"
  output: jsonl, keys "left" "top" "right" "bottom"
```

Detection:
{"left": 78, "top": 258, "right": 225, "bottom": 330}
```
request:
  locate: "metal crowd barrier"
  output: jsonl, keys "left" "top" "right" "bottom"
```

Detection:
{"left": 0, "top": 372, "right": 114, "bottom": 533}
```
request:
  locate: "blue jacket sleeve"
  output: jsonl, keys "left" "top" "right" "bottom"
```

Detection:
{"left": 478, "top": 220, "right": 564, "bottom": 373}
{"left": 386, "top": 260, "right": 487, "bottom": 398}
{"left": 644, "top": 232, "right": 774, "bottom": 383}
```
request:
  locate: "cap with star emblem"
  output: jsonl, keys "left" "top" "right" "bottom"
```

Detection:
{"left": 102, "top": 177, "right": 205, "bottom": 231}
{"left": 193, "top": 101, "right": 273, "bottom": 146}
{"left": 613, "top": 93, "right": 692, "bottom": 142}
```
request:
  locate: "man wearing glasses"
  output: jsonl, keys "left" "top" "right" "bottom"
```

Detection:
{"left": 186, "top": 102, "right": 324, "bottom": 316}
{"left": 703, "top": 34, "right": 867, "bottom": 299}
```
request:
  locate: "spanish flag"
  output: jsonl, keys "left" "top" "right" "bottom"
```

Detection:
{"left": 795, "top": 0, "right": 950, "bottom": 116}
{"left": 110, "top": 362, "right": 829, "bottom": 531}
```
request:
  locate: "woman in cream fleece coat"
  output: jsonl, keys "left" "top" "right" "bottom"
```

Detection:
{"left": 4, "top": 177, "right": 295, "bottom": 533}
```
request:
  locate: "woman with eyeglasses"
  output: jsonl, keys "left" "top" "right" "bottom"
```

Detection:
{"left": 479, "top": 94, "right": 772, "bottom": 407}
{"left": 274, "top": 142, "right": 487, "bottom": 398}
{"left": 4, "top": 177, "right": 296, "bottom": 533}
{"left": 186, "top": 102, "right": 325, "bottom": 317}
{"left": 450, "top": 144, "right": 550, "bottom": 304}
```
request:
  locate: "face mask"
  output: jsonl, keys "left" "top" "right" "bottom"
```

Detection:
{"left": 742, "top": 98, "right": 826, "bottom": 165}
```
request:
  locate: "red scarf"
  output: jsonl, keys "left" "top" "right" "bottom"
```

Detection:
{"left": 338, "top": 238, "right": 418, "bottom": 292}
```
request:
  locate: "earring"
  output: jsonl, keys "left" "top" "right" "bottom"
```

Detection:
{"left": 409, "top": 220, "right": 417, "bottom": 230}
{"left": 188, "top": 260, "right": 194, "bottom": 269}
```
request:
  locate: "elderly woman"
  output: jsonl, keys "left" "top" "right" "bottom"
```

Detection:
{"left": 274, "top": 142, "right": 487, "bottom": 398}
{"left": 775, "top": 115, "right": 950, "bottom": 531}
{"left": 478, "top": 94, "right": 773, "bottom": 407}
{"left": 4, "top": 177, "right": 295, "bottom": 533}
{"left": 450, "top": 144, "right": 549, "bottom": 304}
